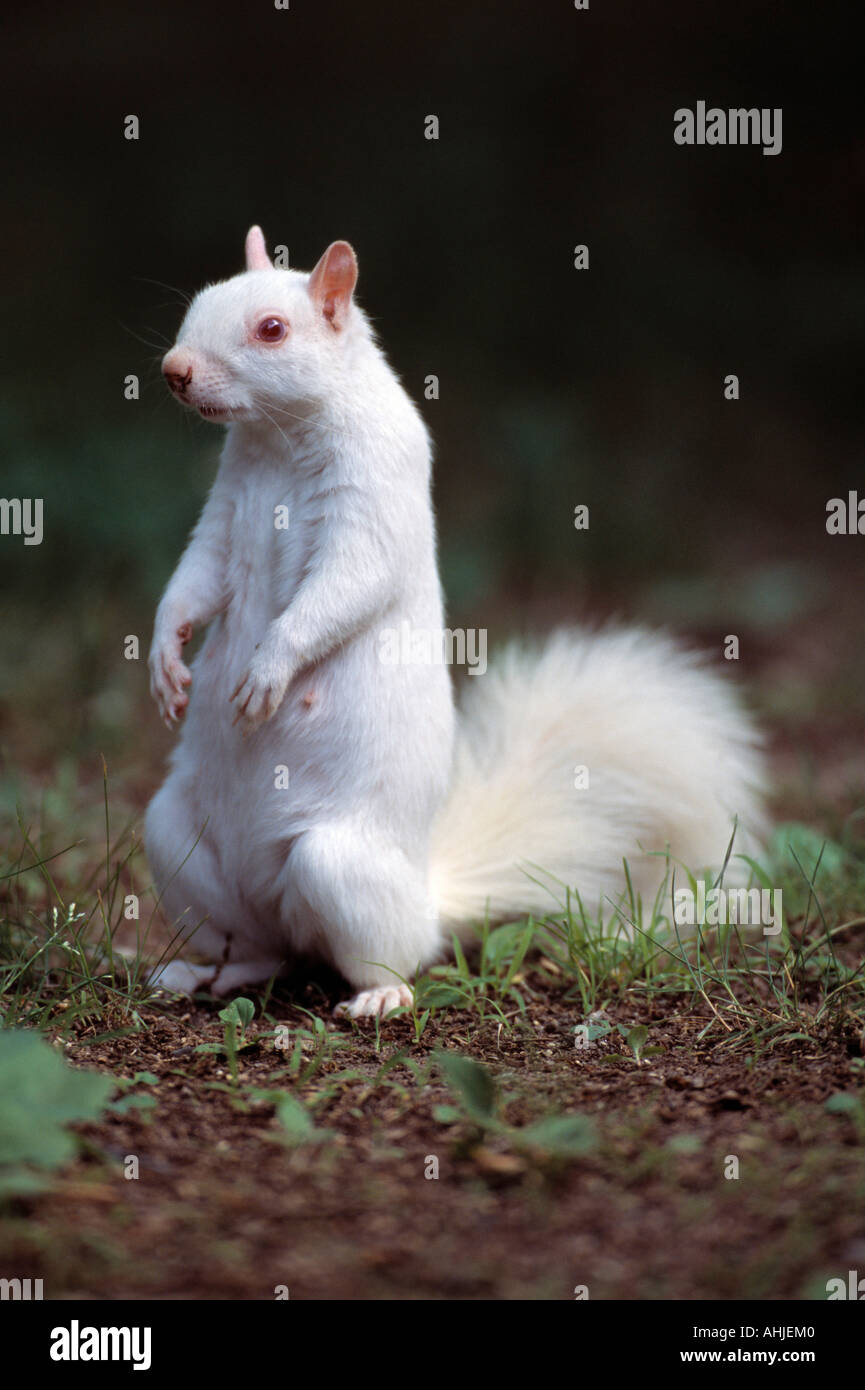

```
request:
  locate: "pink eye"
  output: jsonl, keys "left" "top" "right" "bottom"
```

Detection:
{"left": 255, "top": 316, "right": 287, "bottom": 343}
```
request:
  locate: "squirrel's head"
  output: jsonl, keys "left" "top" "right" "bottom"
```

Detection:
{"left": 161, "top": 227, "right": 362, "bottom": 425}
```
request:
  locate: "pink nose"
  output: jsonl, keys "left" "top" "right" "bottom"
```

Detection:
{"left": 162, "top": 349, "right": 194, "bottom": 396}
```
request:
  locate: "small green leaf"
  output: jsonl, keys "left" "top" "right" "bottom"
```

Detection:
{"left": 438, "top": 1052, "right": 497, "bottom": 1122}
{"left": 276, "top": 1094, "right": 315, "bottom": 1140}
{"left": 416, "top": 983, "right": 465, "bottom": 1009}
{"left": 433, "top": 1104, "right": 461, "bottom": 1125}
{"left": 110, "top": 1094, "right": 157, "bottom": 1116}
{"left": 0, "top": 1170, "right": 50, "bottom": 1197}
{"left": 666, "top": 1133, "right": 702, "bottom": 1155}
{"left": 825, "top": 1093, "right": 863, "bottom": 1118}
{"left": 485, "top": 920, "right": 533, "bottom": 971}
{"left": 770, "top": 823, "right": 847, "bottom": 879}
{"left": 0, "top": 1030, "right": 115, "bottom": 1171}
{"left": 274, "top": 1094, "right": 334, "bottom": 1146}
{"left": 233, "top": 997, "right": 256, "bottom": 1028}
{"left": 515, "top": 1114, "right": 596, "bottom": 1157}
{"left": 585, "top": 1021, "right": 612, "bottom": 1042}
{"left": 114, "top": 1069, "right": 162, "bottom": 1090}
{"left": 626, "top": 1025, "right": 649, "bottom": 1062}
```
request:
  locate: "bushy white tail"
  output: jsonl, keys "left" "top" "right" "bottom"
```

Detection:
{"left": 429, "top": 627, "right": 768, "bottom": 934}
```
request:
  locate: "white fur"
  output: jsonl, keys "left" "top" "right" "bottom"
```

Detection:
{"left": 431, "top": 626, "right": 767, "bottom": 932}
{"left": 145, "top": 233, "right": 767, "bottom": 1018}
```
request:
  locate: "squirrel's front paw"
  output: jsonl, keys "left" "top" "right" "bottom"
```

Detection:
{"left": 230, "top": 654, "right": 290, "bottom": 734}
{"left": 149, "top": 627, "right": 192, "bottom": 729}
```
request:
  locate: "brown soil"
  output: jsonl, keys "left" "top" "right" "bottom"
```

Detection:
{"left": 3, "top": 969, "right": 863, "bottom": 1301}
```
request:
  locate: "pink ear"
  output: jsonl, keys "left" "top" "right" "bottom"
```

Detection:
{"left": 245, "top": 225, "right": 272, "bottom": 271}
{"left": 307, "top": 241, "right": 358, "bottom": 329}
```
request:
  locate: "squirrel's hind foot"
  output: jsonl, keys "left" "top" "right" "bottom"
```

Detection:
{"left": 335, "top": 983, "right": 413, "bottom": 1020}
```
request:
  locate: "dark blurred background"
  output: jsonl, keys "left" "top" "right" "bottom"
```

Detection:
{"left": 1, "top": 0, "right": 863, "bottom": 821}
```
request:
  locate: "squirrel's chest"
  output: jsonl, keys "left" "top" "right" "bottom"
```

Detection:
{"left": 225, "top": 478, "right": 313, "bottom": 621}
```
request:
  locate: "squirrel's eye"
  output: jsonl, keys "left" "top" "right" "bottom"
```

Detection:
{"left": 255, "top": 316, "right": 287, "bottom": 343}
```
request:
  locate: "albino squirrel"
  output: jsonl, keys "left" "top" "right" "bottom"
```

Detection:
{"left": 146, "top": 226, "right": 767, "bottom": 1017}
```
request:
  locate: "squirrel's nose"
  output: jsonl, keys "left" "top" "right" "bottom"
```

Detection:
{"left": 162, "top": 349, "right": 194, "bottom": 396}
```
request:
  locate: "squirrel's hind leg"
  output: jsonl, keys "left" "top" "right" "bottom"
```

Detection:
{"left": 144, "top": 776, "right": 269, "bottom": 983}
{"left": 280, "top": 819, "right": 442, "bottom": 1019}
{"left": 149, "top": 956, "right": 287, "bottom": 997}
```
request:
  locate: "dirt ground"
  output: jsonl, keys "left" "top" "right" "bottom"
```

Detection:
{"left": 1, "top": 967, "right": 862, "bottom": 1302}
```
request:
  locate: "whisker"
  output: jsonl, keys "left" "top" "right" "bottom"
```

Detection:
{"left": 257, "top": 398, "right": 361, "bottom": 441}
{"left": 252, "top": 399, "right": 294, "bottom": 450}
{"left": 135, "top": 275, "right": 194, "bottom": 309}
{"left": 117, "top": 319, "right": 173, "bottom": 353}
{"left": 254, "top": 399, "right": 318, "bottom": 429}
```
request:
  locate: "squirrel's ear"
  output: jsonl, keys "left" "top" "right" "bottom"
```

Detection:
{"left": 245, "top": 225, "right": 272, "bottom": 271}
{"left": 307, "top": 241, "right": 358, "bottom": 329}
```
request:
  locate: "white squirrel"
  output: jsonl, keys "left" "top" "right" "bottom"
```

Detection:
{"left": 145, "top": 226, "right": 767, "bottom": 1017}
